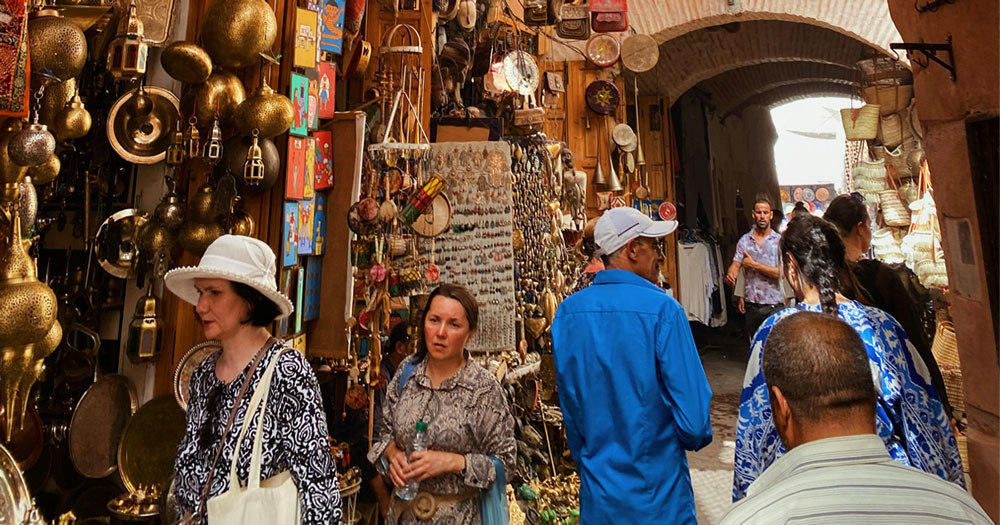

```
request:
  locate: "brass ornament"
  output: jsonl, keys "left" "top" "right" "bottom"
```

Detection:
{"left": 220, "top": 134, "right": 279, "bottom": 196}
{"left": 27, "top": 10, "right": 88, "bottom": 82}
{"left": 16, "top": 178, "right": 35, "bottom": 236}
{"left": 107, "top": 86, "right": 180, "bottom": 164}
{"left": 37, "top": 78, "right": 75, "bottom": 129}
{"left": 154, "top": 190, "right": 185, "bottom": 231}
{"left": 187, "top": 183, "right": 214, "bottom": 222}
{"left": 8, "top": 123, "right": 56, "bottom": 168}
{"left": 95, "top": 209, "right": 149, "bottom": 278}
{"left": 177, "top": 222, "right": 224, "bottom": 255}
{"left": 124, "top": 84, "right": 154, "bottom": 119}
{"left": 234, "top": 81, "right": 293, "bottom": 138}
{"left": 541, "top": 289, "right": 557, "bottom": 326}
{"left": 107, "top": 0, "right": 149, "bottom": 80}
{"left": 165, "top": 122, "right": 185, "bottom": 168}
{"left": 230, "top": 209, "right": 254, "bottom": 236}
{"left": 183, "top": 71, "right": 245, "bottom": 129}
{"left": 199, "top": 0, "right": 278, "bottom": 69}
{"left": 243, "top": 129, "right": 265, "bottom": 187}
{"left": 126, "top": 287, "right": 163, "bottom": 363}
{"left": 137, "top": 222, "right": 173, "bottom": 256}
{"left": 52, "top": 93, "right": 92, "bottom": 141}
{"left": 202, "top": 117, "right": 223, "bottom": 164}
{"left": 117, "top": 395, "right": 186, "bottom": 493}
{"left": 0, "top": 121, "right": 27, "bottom": 190}
{"left": 182, "top": 117, "right": 200, "bottom": 159}
{"left": 27, "top": 154, "right": 59, "bottom": 186}
{"left": 160, "top": 42, "right": 212, "bottom": 84}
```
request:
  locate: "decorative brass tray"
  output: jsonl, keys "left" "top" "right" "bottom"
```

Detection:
{"left": 173, "top": 340, "right": 221, "bottom": 411}
{"left": 0, "top": 442, "right": 31, "bottom": 524}
{"left": 69, "top": 374, "right": 137, "bottom": 478}
{"left": 117, "top": 395, "right": 185, "bottom": 493}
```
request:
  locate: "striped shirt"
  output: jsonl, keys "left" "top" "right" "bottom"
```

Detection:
{"left": 720, "top": 435, "right": 991, "bottom": 524}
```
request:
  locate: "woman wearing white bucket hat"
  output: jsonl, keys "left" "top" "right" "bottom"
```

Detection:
{"left": 165, "top": 235, "right": 341, "bottom": 524}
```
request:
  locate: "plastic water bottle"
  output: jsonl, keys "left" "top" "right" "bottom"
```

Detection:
{"left": 395, "top": 421, "right": 427, "bottom": 501}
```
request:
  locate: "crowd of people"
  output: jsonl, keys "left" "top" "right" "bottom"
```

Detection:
{"left": 160, "top": 189, "right": 990, "bottom": 524}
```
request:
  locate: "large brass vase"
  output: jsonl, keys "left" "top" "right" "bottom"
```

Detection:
{"left": 199, "top": 0, "right": 277, "bottom": 69}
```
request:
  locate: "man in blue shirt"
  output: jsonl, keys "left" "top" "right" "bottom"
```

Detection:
{"left": 552, "top": 207, "right": 713, "bottom": 524}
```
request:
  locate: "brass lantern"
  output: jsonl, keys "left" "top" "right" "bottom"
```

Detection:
{"left": 125, "top": 285, "right": 162, "bottom": 363}
{"left": 183, "top": 117, "right": 201, "bottom": 159}
{"left": 107, "top": 0, "right": 148, "bottom": 80}
{"left": 202, "top": 117, "right": 223, "bottom": 165}
{"left": 243, "top": 129, "right": 264, "bottom": 187}
{"left": 165, "top": 121, "right": 185, "bottom": 168}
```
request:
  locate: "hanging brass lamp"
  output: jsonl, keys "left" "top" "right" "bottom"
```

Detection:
{"left": 107, "top": 0, "right": 149, "bottom": 80}
{"left": 243, "top": 129, "right": 265, "bottom": 187}
{"left": 27, "top": 9, "right": 87, "bottom": 82}
{"left": 199, "top": 0, "right": 278, "bottom": 69}
{"left": 126, "top": 285, "right": 163, "bottom": 363}
{"left": 234, "top": 81, "right": 293, "bottom": 139}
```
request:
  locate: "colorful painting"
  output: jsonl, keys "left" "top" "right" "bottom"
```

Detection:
{"left": 313, "top": 192, "right": 327, "bottom": 255}
{"left": 295, "top": 265, "right": 305, "bottom": 333}
{"left": 286, "top": 136, "right": 306, "bottom": 200}
{"left": 278, "top": 267, "right": 297, "bottom": 336}
{"left": 313, "top": 130, "right": 334, "bottom": 190}
{"left": 317, "top": 61, "right": 336, "bottom": 119}
{"left": 290, "top": 72, "right": 309, "bottom": 137}
{"left": 282, "top": 202, "right": 299, "bottom": 267}
{"left": 319, "top": 0, "right": 345, "bottom": 54}
{"left": 294, "top": 7, "right": 318, "bottom": 69}
{"left": 306, "top": 68, "right": 319, "bottom": 130}
{"left": 304, "top": 136, "right": 316, "bottom": 199}
{"left": 303, "top": 256, "right": 323, "bottom": 321}
{"left": 298, "top": 199, "right": 314, "bottom": 255}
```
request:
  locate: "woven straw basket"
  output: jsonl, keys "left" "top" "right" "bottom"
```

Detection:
{"left": 879, "top": 190, "right": 911, "bottom": 227}
{"left": 841, "top": 105, "right": 880, "bottom": 140}
{"left": 863, "top": 85, "right": 914, "bottom": 115}
{"left": 932, "top": 321, "right": 960, "bottom": 367}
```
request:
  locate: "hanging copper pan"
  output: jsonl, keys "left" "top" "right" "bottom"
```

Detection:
{"left": 585, "top": 80, "right": 620, "bottom": 115}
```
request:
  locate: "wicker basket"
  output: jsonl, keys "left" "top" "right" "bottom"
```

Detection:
{"left": 932, "top": 321, "right": 961, "bottom": 367}
{"left": 841, "top": 105, "right": 880, "bottom": 140}
{"left": 879, "top": 189, "right": 911, "bottom": 227}
{"left": 957, "top": 433, "right": 969, "bottom": 472}
{"left": 863, "top": 85, "right": 914, "bottom": 115}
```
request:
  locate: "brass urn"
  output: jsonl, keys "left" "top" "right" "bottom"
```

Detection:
{"left": 178, "top": 222, "right": 224, "bottom": 254}
{"left": 183, "top": 71, "right": 246, "bottom": 129}
{"left": 27, "top": 154, "right": 60, "bottom": 186}
{"left": 160, "top": 42, "right": 213, "bottom": 84}
{"left": 27, "top": 10, "right": 88, "bottom": 82}
{"left": 234, "top": 81, "right": 293, "bottom": 138}
{"left": 199, "top": 0, "right": 278, "bottom": 69}
{"left": 52, "top": 94, "right": 92, "bottom": 141}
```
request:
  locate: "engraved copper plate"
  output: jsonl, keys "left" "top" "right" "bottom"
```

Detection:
{"left": 69, "top": 374, "right": 137, "bottom": 479}
{"left": 114, "top": 0, "right": 177, "bottom": 46}
{"left": 118, "top": 395, "right": 186, "bottom": 493}
{"left": 0, "top": 442, "right": 31, "bottom": 524}
{"left": 173, "top": 341, "right": 221, "bottom": 411}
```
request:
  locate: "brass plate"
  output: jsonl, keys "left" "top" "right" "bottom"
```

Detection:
{"left": 107, "top": 86, "right": 180, "bottom": 164}
{"left": 114, "top": 0, "right": 177, "bottom": 46}
{"left": 173, "top": 340, "right": 221, "bottom": 411}
{"left": 0, "top": 442, "right": 31, "bottom": 524}
{"left": 117, "top": 395, "right": 186, "bottom": 493}
{"left": 69, "top": 374, "right": 137, "bottom": 479}
{"left": 95, "top": 208, "right": 149, "bottom": 279}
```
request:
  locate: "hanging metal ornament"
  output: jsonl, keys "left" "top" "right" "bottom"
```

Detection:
{"left": 125, "top": 284, "right": 163, "bottom": 363}
{"left": 243, "top": 129, "right": 265, "bottom": 187}
{"left": 52, "top": 91, "right": 92, "bottom": 142}
{"left": 182, "top": 117, "right": 200, "bottom": 159}
{"left": 17, "top": 177, "right": 36, "bottom": 236}
{"left": 9, "top": 90, "right": 56, "bottom": 168}
{"left": 202, "top": 116, "right": 223, "bottom": 165}
{"left": 124, "top": 83, "right": 154, "bottom": 119}
{"left": 165, "top": 121, "right": 186, "bottom": 168}
{"left": 235, "top": 77, "right": 294, "bottom": 139}
{"left": 107, "top": 0, "right": 149, "bottom": 80}
{"left": 153, "top": 182, "right": 186, "bottom": 231}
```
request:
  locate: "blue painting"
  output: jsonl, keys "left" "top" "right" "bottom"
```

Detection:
{"left": 282, "top": 201, "right": 299, "bottom": 267}
{"left": 319, "top": 0, "right": 344, "bottom": 54}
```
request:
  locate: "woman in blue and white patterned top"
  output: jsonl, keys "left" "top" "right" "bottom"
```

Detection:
{"left": 733, "top": 215, "right": 962, "bottom": 501}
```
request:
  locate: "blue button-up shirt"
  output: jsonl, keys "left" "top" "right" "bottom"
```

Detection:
{"left": 552, "top": 270, "right": 713, "bottom": 524}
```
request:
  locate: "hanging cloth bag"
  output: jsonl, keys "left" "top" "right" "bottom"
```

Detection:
{"left": 206, "top": 348, "right": 300, "bottom": 524}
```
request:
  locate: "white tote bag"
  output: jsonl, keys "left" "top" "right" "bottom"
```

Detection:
{"left": 207, "top": 349, "right": 300, "bottom": 524}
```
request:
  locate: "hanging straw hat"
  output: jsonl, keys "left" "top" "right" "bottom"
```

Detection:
{"left": 164, "top": 235, "right": 293, "bottom": 318}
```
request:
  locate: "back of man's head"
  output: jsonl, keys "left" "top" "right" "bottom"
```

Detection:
{"left": 763, "top": 312, "right": 877, "bottom": 427}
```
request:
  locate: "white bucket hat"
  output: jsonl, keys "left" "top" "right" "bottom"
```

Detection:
{"left": 164, "top": 235, "right": 293, "bottom": 319}
{"left": 594, "top": 207, "right": 678, "bottom": 256}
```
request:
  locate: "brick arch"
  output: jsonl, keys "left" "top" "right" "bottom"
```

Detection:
{"left": 724, "top": 82, "right": 857, "bottom": 117}
{"left": 697, "top": 62, "right": 858, "bottom": 116}
{"left": 641, "top": 21, "right": 871, "bottom": 102}
{"left": 632, "top": 0, "right": 902, "bottom": 60}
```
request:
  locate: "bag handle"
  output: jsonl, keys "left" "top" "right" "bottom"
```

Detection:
{"left": 191, "top": 339, "right": 275, "bottom": 521}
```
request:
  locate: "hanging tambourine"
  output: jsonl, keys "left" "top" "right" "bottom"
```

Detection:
{"left": 585, "top": 33, "right": 620, "bottom": 68}
{"left": 502, "top": 51, "right": 540, "bottom": 96}
{"left": 411, "top": 194, "right": 452, "bottom": 237}
{"left": 347, "top": 200, "right": 378, "bottom": 235}
{"left": 585, "top": 79, "right": 620, "bottom": 115}
{"left": 620, "top": 34, "right": 659, "bottom": 73}
{"left": 612, "top": 123, "right": 636, "bottom": 150}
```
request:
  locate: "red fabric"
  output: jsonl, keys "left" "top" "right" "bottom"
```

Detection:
{"left": 0, "top": 0, "right": 29, "bottom": 117}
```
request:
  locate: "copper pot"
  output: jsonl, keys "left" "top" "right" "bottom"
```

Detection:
{"left": 182, "top": 71, "right": 246, "bottom": 130}
{"left": 159, "top": 42, "right": 213, "bottom": 84}
{"left": 199, "top": 0, "right": 277, "bottom": 69}
{"left": 28, "top": 10, "right": 88, "bottom": 82}
{"left": 234, "top": 82, "right": 293, "bottom": 139}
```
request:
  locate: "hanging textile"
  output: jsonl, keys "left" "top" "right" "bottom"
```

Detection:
{"left": 0, "top": 0, "right": 29, "bottom": 117}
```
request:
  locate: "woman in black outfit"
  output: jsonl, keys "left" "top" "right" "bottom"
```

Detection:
{"left": 823, "top": 195, "right": 953, "bottom": 418}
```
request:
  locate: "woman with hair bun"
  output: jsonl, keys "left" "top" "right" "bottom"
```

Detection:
{"left": 732, "top": 214, "right": 963, "bottom": 501}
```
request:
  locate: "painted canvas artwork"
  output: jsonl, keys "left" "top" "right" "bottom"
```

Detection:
{"left": 319, "top": 0, "right": 345, "bottom": 54}
{"left": 294, "top": 7, "right": 318, "bottom": 68}
{"left": 290, "top": 72, "right": 309, "bottom": 137}
{"left": 303, "top": 256, "right": 322, "bottom": 321}
{"left": 286, "top": 136, "right": 306, "bottom": 200}
{"left": 317, "top": 61, "right": 336, "bottom": 119}
{"left": 313, "top": 130, "right": 333, "bottom": 190}
{"left": 313, "top": 192, "right": 327, "bottom": 255}
{"left": 298, "top": 199, "right": 314, "bottom": 255}
{"left": 282, "top": 201, "right": 299, "bottom": 267}
{"left": 304, "top": 136, "right": 316, "bottom": 199}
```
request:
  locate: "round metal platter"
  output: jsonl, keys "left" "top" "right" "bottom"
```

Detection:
{"left": 0, "top": 442, "right": 31, "bottom": 524}
{"left": 411, "top": 194, "right": 452, "bottom": 237}
{"left": 117, "top": 395, "right": 186, "bottom": 493}
{"left": 68, "top": 374, "right": 137, "bottom": 479}
{"left": 620, "top": 34, "right": 659, "bottom": 73}
{"left": 94, "top": 208, "right": 149, "bottom": 279}
{"left": 585, "top": 80, "right": 620, "bottom": 115}
{"left": 0, "top": 404, "right": 44, "bottom": 470}
{"left": 585, "top": 33, "right": 620, "bottom": 68}
{"left": 173, "top": 340, "right": 221, "bottom": 411}
{"left": 106, "top": 86, "right": 180, "bottom": 164}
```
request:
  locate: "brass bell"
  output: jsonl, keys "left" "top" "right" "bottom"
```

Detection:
{"left": 165, "top": 121, "right": 186, "bottom": 168}
{"left": 202, "top": 117, "right": 223, "bottom": 165}
{"left": 52, "top": 92, "right": 91, "bottom": 142}
{"left": 107, "top": 0, "right": 149, "bottom": 80}
{"left": 183, "top": 117, "right": 201, "bottom": 159}
{"left": 243, "top": 129, "right": 265, "bottom": 187}
{"left": 125, "top": 286, "right": 162, "bottom": 363}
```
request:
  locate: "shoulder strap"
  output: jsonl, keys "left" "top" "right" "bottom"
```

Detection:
{"left": 396, "top": 358, "right": 420, "bottom": 395}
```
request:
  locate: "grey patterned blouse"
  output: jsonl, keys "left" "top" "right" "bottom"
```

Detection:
{"left": 368, "top": 356, "right": 516, "bottom": 524}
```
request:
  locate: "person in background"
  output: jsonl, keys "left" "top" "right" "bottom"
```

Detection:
{"left": 366, "top": 320, "right": 412, "bottom": 518}
{"left": 166, "top": 235, "right": 341, "bottom": 524}
{"left": 552, "top": 207, "right": 712, "bottom": 525}
{"left": 368, "top": 284, "right": 515, "bottom": 524}
{"left": 823, "top": 193, "right": 953, "bottom": 419}
{"left": 721, "top": 312, "right": 990, "bottom": 524}
{"left": 568, "top": 217, "right": 604, "bottom": 295}
{"left": 726, "top": 196, "right": 784, "bottom": 339}
{"left": 733, "top": 215, "right": 963, "bottom": 501}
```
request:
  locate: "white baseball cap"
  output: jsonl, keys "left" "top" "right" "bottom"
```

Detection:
{"left": 594, "top": 207, "right": 678, "bottom": 256}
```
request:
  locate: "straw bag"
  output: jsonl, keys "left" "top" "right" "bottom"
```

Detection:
{"left": 932, "top": 320, "right": 964, "bottom": 417}
{"left": 863, "top": 85, "right": 913, "bottom": 115}
{"left": 871, "top": 227, "right": 905, "bottom": 265}
{"left": 841, "top": 105, "right": 880, "bottom": 140}
{"left": 879, "top": 168, "right": 910, "bottom": 227}
{"left": 207, "top": 348, "right": 300, "bottom": 525}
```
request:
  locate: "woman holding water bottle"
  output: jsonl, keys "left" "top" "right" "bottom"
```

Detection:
{"left": 368, "top": 284, "right": 516, "bottom": 524}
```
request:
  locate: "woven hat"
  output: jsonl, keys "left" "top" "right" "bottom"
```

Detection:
{"left": 164, "top": 235, "right": 293, "bottom": 319}
{"left": 594, "top": 207, "right": 677, "bottom": 256}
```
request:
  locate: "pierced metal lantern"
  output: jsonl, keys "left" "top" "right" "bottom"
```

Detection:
{"left": 107, "top": 0, "right": 149, "bottom": 80}
{"left": 202, "top": 117, "right": 223, "bottom": 165}
{"left": 125, "top": 286, "right": 162, "bottom": 363}
{"left": 183, "top": 117, "right": 200, "bottom": 159}
{"left": 165, "top": 121, "right": 185, "bottom": 168}
{"left": 243, "top": 129, "right": 264, "bottom": 187}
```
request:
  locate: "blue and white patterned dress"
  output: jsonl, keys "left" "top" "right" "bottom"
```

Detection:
{"left": 733, "top": 300, "right": 964, "bottom": 501}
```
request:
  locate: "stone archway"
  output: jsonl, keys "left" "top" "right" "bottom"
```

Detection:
{"left": 694, "top": 62, "right": 857, "bottom": 117}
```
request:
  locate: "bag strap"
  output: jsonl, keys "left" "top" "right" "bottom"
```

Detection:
{"left": 229, "top": 346, "right": 293, "bottom": 489}
{"left": 192, "top": 338, "right": 275, "bottom": 521}
{"left": 396, "top": 358, "right": 420, "bottom": 395}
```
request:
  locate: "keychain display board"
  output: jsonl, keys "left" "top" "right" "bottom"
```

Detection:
{"left": 423, "top": 141, "right": 516, "bottom": 354}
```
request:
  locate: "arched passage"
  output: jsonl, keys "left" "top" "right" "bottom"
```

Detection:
{"left": 696, "top": 62, "right": 857, "bottom": 116}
